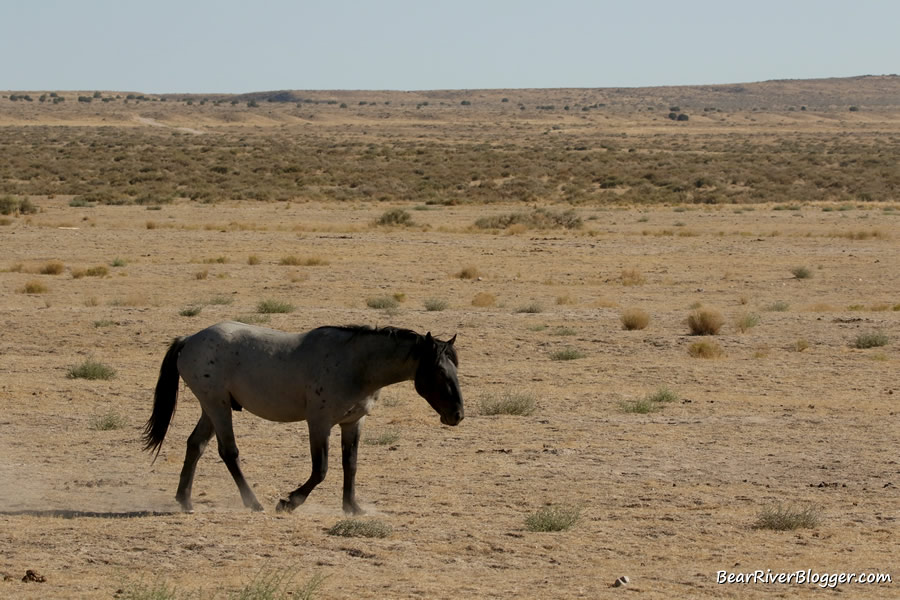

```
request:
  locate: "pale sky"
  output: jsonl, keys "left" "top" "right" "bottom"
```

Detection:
{"left": 2, "top": 0, "right": 898, "bottom": 93}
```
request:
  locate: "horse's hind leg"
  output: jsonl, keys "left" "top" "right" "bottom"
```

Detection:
{"left": 175, "top": 412, "right": 214, "bottom": 512}
{"left": 207, "top": 404, "right": 263, "bottom": 512}
{"left": 277, "top": 423, "right": 330, "bottom": 513}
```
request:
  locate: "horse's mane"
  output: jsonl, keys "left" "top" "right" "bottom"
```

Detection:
{"left": 319, "top": 325, "right": 457, "bottom": 364}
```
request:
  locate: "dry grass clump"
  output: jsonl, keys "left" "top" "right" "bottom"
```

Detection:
{"left": 247, "top": 254, "right": 261, "bottom": 265}
{"left": 280, "top": 255, "right": 329, "bottom": 266}
{"left": 90, "top": 411, "right": 126, "bottom": 431}
{"left": 67, "top": 358, "right": 116, "bottom": 380}
{"left": 791, "top": 266, "right": 812, "bottom": 279}
{"left": 471, "top": 292, "right": 496, "bottom": 307}
{"left": 39, "top": 261, "right": 65, "bottom": 275}
{"left": 620, "top": 268, "right": 646, "bottom": 286}
{"left": 327, "top": 519, "right": 392, "bottom": 538}
{"left": 376, "top": 208, "right": 415, "bottom": 226}
{"left": 753, "top": 504, "right": 821, "bottom": 531}
{"left": 456, "top": 265, "right": 481, "bottom": 279}
{"left": 474, "top": 208, "right": 582, "bottom": 230}
{"left": 479, "top": 391, "right": 537, "bottom": 416}
{"left": 550, "top": 347, "right": 585, "bottom": 361}
{"left": 366, "top": 296, "right": 399, "bottom": 310}
{"left": 365, "top": 430, "right": 400, "bottom": 446}
{"left": 423, "top": 298, "right": 449, "bottom": 311}
{"left": 257, "top": 299, "right": 295, "bottom": 314}
{"left": 621, "top": 308, "right": 650, "bottom": 330}
{"left": 853, "top": 331, "right": 889, "bottom": 349}
{"left": 515, "top": 302, "right": 543, "bottom": 314}
{"left": 525, "top": 505, "right": 581, "bottom": 532}
{"left": 72, "top": 265, "right": 109, "bottom": 278}
{"left": 20, "top": 280, "right": 48, "bottom": 294}
{"left": 621, "top": 386, "right": 678, "bottom": 413}
{"left": 735, "top": 313, "right": 760, "bottom": 333}
{"left": 688, "top": 340, "right": 724, "bottom": 358}
{"left": 687, "top": 308, "right": 724, "bottom": 335}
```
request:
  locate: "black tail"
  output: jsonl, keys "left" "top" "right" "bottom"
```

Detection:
{"left": 142, "top": 337, "right": 187, "bottom": 459}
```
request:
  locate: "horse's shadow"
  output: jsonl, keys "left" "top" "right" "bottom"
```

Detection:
{"left": 0, "top": 509, "right": 177, "bottom": 519}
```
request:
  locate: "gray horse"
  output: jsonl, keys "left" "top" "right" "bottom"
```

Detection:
{"left": 142, "top": 322, "right": 463, "bottom": 514}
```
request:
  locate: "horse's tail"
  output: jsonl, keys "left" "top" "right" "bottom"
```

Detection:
{"left": 142, "top": 336, "right": 187, "bottom": 460}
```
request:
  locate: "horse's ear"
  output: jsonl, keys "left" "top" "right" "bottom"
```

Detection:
{"left": 448, "top": 334, "right": 457, "bottom": 346}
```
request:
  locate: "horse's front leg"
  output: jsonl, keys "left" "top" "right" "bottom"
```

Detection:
{"left": 277, "top": 424, "right": 329, "bottom": 513}
{"left": 340, "top": 418, "right": 365, "bottom": 515}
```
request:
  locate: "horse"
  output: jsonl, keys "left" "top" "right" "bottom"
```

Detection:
{"left": 142, "top": 321, "right": 463, "bottom": 514}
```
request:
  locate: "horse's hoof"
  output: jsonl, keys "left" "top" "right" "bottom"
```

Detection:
{"left": 343, "top": 503, "right": 365, "bottom": 516}
{"left": 275, "top": 499, "right": 294, "bottom": 513}
{"left": 250, "top": 502, "right": 264, "bottom": 513}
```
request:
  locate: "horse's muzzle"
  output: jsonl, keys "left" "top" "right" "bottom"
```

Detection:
{"left": 441, "top": 410, "right": 464, "bottom": 426}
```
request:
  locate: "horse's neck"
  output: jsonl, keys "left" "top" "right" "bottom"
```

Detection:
{"left": 356, "top": 334, "right": 419, "bottom": 393}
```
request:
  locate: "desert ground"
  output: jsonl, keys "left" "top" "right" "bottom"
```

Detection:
{"left": 0, "top": 79, "right": 898, "bottom": 598}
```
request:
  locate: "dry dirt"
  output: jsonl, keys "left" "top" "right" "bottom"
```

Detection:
{"left": 1, "top": 196, "right": 898, "bottom": 599}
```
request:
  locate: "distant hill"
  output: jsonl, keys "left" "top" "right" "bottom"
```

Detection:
{"left": 219, "top": 75, "right": 900, "bottom": 111}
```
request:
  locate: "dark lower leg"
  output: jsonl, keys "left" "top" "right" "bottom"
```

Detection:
{"left": 341, "top": 421, "right": 363, "bottom": 515}
{"left": 277, "top": 428, "right": 329, "bottom": 512}
{"left": 175, "top": 414, "right": 214, "bottom": 511}
{"left": 218, "top": 435, "right": 263, "bottom": 512}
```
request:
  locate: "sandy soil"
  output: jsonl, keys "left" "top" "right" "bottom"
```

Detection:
{"left": 0, "top": 198, "right": 897, "bottom": 599}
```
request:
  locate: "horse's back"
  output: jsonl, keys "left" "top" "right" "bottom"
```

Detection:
{"left": 177, "top": 321, "right": 312, "bottom": 422}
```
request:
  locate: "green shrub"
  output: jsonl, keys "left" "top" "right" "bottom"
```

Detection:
{"left": 525, "top": 505, "right": 580, "bottom": 532}
{"left": 854, "top": 332, "right": 889, "bottom": 349}
{"left": 366, "top": 296, "right": 398, "bottom": 310}
{"left": 257, "top": 299, "right": 295, "bottom": 314}
{"left": 754, "top": 504, "right": 821, "bottom": 531}
{"left": 479, "top": 391, "right": 537, "bottom": 416}
{"left": 550, "top": 347, "right": 585, "bottom": 361}
{"left": 423, "top": 298, "right": 449, "bottom": 311}
{"left": 327, "top": 519, "right": 391, "bottom": 538}
{"left": 68, "top": 359, "right": 116, "bottom": 380}
{"left": 91, "top": 412, "right": 126, "bottom": 431}
{"left": 376, "top": 208, "right": 414, "bottom": 226}
{"left": 791, "top": 266, "right": 812, "bottom": 279}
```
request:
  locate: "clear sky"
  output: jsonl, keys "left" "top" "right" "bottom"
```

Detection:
{"left": 2, "top": 0, "right": 898, "bottom": 93}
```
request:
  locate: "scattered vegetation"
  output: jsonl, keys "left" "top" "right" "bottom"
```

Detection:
{"left": 550, "top": 347, "right": 585, "bottom": 361}
{"left": 620, "top": 268, "right": 646, "bottom": 286}
{"left": 687, "top": 308, "right": 724, "bottom": 335}
{"left": 91, "top": 411, "right": 126, "bottom": 431}
{"left": 365, "top": 431, "right": 400, "bottom": 446}
{"left": 68, "top": 358, "right": 116, "bottom": 380}
{"left": 327, "top": 519, "right": 392, "bottom": 538}
{"left": 366, "top": 296, "right": 399, "bottom": 310}
{"left": 471, "top": 292, "right": 496, "bottom": 307}
{"left": 753, "top": 504, "right": 821, "bottom": 531}
{"left": 376, "top": 208, "right": 415, "bottom": 226}
{"left": 735, "top": 313, "right": 760, "bottom": 333}
{"left": 515, "top": 302, "right": 543, "bottom": 314}
{"left": 280, "top": 255, "right": 329, "bottom": 266}
{"left": 456, "top": 265, "right": 481, "bottom": 279}
{"left": 766, "top": 301, "right": 790, "bottom": 312}
{"left": 256, "top": 299, "right": 295, "bottom": 314}
{"left": 423, "top": 298, "right": 449, "bottom": 311}
{"left": 525, "top": 505, "right": 581, "bottom": 532}
{"left": 791, "top": 266, "right": 812, "bottom": 279}
{"left": 621, "top": 386, "right": 678, "bottom": 413}
{"left": 474, "top": 208, "right": 582, "bottom": 230}
{"left": 39, "top": 261, "right": 65, "bottom": 275}
{"left": 853, "top": 331, "right": 889, "bottom": 349}
{"left": 21, "top": 280, "right": 48, "bottom": 294}
{"left": 179, "top": 306, "right": 202, "bottom": 317}
{"left": 621, "top": 308, "right": 650, "bottom": 330}
{"left": 688, "top": 340, "right": 725, "bottom": 358}
{"left": 479, "top": 391, "right": 537, "bottom": 416}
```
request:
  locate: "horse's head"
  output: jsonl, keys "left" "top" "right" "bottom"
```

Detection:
{"left": 414, "top": 332, "right": 463, "bottom": 426}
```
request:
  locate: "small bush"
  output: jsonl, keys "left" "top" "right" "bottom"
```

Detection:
{"left": 365, "top": 431, "right": 400, "bottom": 446}
{"left": 646, "top": 387, "right": 679, "bottom": 404}
{"left": 21, "top": 280, "right": 48, "bottom": 294}
{"left": 688, "top": 340, "right": 724, "bottom": 358}
{"left": 471, "top": 292, "right": 496, "bottom": 307}
{"left": 550, "top": 347, "right": 585, "bottom": 361}
{"left": 550, "top": 327, "right": 576, "bottom": 336}
{"left": 366, "top": 296, "right": 398, "bottom": 310}
{"left": 327, "top": 519, "right": 392, "bottom": 538}
{"left": 854, "top": 332, "right": 889, "bottom": 349}
{"left": 180, "top": 306, "right": 202, "bottom": 317}
{"left": 621, "top": 308, "right": 650, "bottom": 330}
{"left": 232, "top": 570, "right": 327, "bottom": 600}
{"left": 91, "top": 412, "right": 126, "bottom": 431}
{"left": 620, "top": 268, "right": 646, "bottom": 286}
{"left": 515, "top": 302, "right": 543, "bottom": 314}
{"left": 687, "top": 309, "right": 724, "bottom": 335}
{"left": 424, "top": 298, "right": 449, "bottom": 311}
{"left": 40, "top": 261, "right": 65, "bottom": 275}
{"left": 93, "top": 319, "right": 116, "bottom": 328}
{"left": 766, "top": 301, "right": 790, "bottom": 312}
{"left": 376, "top": 208, "right": 414, "bottom": 227}
{"left": 280, "top": 255, "right": 329, "bottom": 266}
{"left": 247, "top": 254, "right": 261, "bottom": 265}
{"left": 735, "top": 313, "right": 760, "bottom": 333}
{"left": 479, "top": 391, "right": 537, "bottom": 416}
{"left": 754, "top": 504, "right": 821, "bottom": 531}
{"left": 474, "top": 208, "right": 582, "bottom": 230}
{"left": 525, "top": 505, "right": 580, "bottom": 532}
{"left": 456, "top": 265, "right": 481, "bottom": 279}
{"left": 68, "top": 359, "right": 116, "bottom": 380}
{"left": 791, "top": 266, "right": 812, "bottom": 280}
{"left": 620, "top": 398, "right": 661, "bottom": 414}
{"left": 257, "top": 299, "right": 295, "bottom": 314}
{"left": 110, "top": 257, "right": 127, "bottom": 267}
